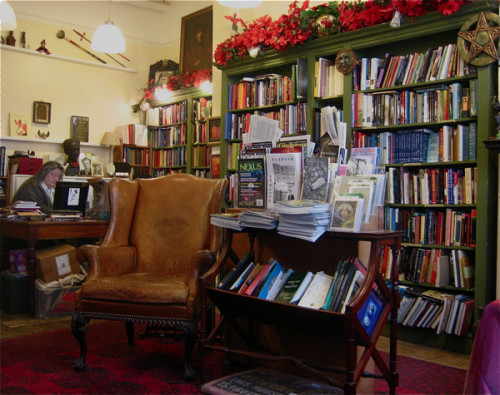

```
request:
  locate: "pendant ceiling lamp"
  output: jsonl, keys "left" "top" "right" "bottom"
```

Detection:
{"left": 91, "top": 2, "right": 125, "bottom": 53}
{"left": 217, "top": 0, "right": 263, "bottom": 9}
{"left": 0, "top": 0, "right": 17, "bottom": 30}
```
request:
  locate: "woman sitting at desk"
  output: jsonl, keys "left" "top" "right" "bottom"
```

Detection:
{"left": 12, "top": 161, "right": 64, "bottom": 214}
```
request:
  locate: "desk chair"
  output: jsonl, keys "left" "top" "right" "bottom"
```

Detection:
{"left": 71, "top": 174, "right": 227, "bottom": 380}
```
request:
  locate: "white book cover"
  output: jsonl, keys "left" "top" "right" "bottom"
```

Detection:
{"left": 329, "top": 195, "right": 364, "bottom": 232}
{"left": 265, "top": 152, "right": 302, "bottom": 209}
{"left": 298, "top": 272, "right": 333, "bottom": 310}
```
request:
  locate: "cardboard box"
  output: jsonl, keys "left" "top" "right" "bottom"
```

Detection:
{"left": 35, "top": 244, "right": 80, "bottom": 283}
{"left": 1, "top": 271, "right": 29, "bottom": 314}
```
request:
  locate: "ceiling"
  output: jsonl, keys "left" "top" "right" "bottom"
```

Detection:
{"left": 9, "top": 1, "right": 212, "bottom": 48}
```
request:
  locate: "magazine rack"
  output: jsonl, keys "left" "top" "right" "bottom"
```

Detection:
{"left": 199, "top": 228, "right": 403, "bottom": 394}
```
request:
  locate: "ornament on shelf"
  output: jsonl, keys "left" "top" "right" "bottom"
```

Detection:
{"left": 335, "top": 49, "right": 356, "bottom": 75}
{"left": 457, "top": 11, "right": 500, "bottom": 66}
{"left": 37, "top": 130, "right": 50, "bottom": 139}
{"left": 36, "top": 39, "right": 51, "bottom": 54}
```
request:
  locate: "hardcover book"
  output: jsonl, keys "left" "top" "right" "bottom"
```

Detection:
{"left": 298, "top": 272, "right": 333, "bottom": 310}
{"left": 357, "top": 288, "right": 386, "bottom": 336}
{"left": 275, "top": 271, "right": 310, "bottom": 304}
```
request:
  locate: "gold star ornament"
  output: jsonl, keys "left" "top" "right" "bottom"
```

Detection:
{"left": 457, "top": 11, "right": 500, "bottom": 66}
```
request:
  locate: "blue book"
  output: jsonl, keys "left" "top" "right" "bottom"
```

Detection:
{"left": 357, "top": 288, "right": 386, "bottom": 336}
{"left": 257, "top": 260, "right": 283, "bottom": 299}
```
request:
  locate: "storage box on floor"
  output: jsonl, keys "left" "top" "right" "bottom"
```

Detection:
{"left": 35, "top": 243, "right": 83, "bottom": 318}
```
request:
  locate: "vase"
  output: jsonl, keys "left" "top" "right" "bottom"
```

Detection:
{"left": 248, "top": 46, "right": 261, "bottom": 58}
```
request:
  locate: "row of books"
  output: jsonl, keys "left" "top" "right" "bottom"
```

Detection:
{"left": 397, "top": 286, "right": 474, "bottom": 336}
{"left": 0, "top": 146, "right": 6, "bottom": 177}
{"left": 228, "top": 67, "right": 303, "bottom": 110}
{"left": 152, "top": 146, "right": 186, "bottom": 168}
{"left": 192, "top": 145, "right": 212, "bottom": 168}
{"left": 224, "top": 103, "right": 308, "bottom": 139}
{"left": 386, "top": 165, "right": 477, "bottom": 206}
{"left": 314, "top": 57, "right": 344, "bottom": 97}
{"left": 152, "top": 168, "right": 185, "bottom": 178}
{"left": 354, "top": 124, "right": 476, "bottom": 166}
{"left": 193, "top": 97, "right": 212, "bottom": 122}
{"left": 385, "top": 208, "right": 476, "bottom": 248}
{"left": 396, "top": 247, "right": 474, "bottom": 289}
{"left": 149, "top": 124, "right": 187, "bottom": 148}
{"left": 146, "top": 101, "right": 188, "bottom": 126}
{"left": 193, "top": 122, "right": 208, "bottom": 144}
{"left": 114, "top": 124, "right": 148, "bottom": 146}
{"left": 122, "top": 146, "right": 150, "bottom": 167}
{"left": 352, "top": 80, "right": 477, "bottom": 128}
{"left": 354, "top": 43, "right": 476, "bottom": 91}
{"left": 217, "top": 254, "right": 383, "bottom": 328}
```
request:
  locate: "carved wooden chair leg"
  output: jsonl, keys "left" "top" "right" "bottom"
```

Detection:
{"left": 125, "top": 321, "right": 135, "bottom": 345}
{"left": 71, "top": 313, "right": 90, "bottom": 371}
{"left": 183, "top": 322, "right": 197, "bottom": 381}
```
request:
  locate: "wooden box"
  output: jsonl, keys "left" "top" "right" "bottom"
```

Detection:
{"left": 9, "top": 157, "right": 43, "bottom": 175}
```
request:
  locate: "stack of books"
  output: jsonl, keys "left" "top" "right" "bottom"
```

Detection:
{"left": 273, "top": 200, "right": 331, "bottom": 242}
{"left": 210, "top": 213, "right": 244, "bottom": 231}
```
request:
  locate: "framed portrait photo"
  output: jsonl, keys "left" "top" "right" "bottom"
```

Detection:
{"left": 180, "top": 6, "right": 213, "bottom": 73}
{"left": 33, "top": 101, "right": 51, "bottom": 124}
{"left": 92, "top": 162, "right": 103, "bottom": 176}
{"left": 208, "top": 116, "right": 221, "bottom": 143}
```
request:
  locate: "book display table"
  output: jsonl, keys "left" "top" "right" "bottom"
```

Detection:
{"left": 200, "top": 228, "right": 403, "bottom": 395}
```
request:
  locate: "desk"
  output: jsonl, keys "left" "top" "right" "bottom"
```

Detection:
{"left": 0, "top": 219, "right": 108, "bottom": 316}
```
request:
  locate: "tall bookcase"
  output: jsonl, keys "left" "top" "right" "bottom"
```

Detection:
{"left": 146, "top": 87, "right": 213, "bottom": 177}
{"left": 217, "top": 0, "right": 498, "bottom": 352}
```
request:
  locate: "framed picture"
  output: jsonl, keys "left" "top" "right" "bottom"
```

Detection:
{"left": 33, "top": 101, "right": 51, "bottom": 124}
{"left": 92, "top": 162, "right": 103, "bottom": 176}
{"left": 154, "top": 70, "right": 174, "bottom": 89}
{"left": 208, "top": 116, "right": 221, "bottom": 142}
{"left": 180, "top": 6, "right": 213, "bottom": 72}
{"left": 70, "top": 115, "right": 89, "bottom": 142}
{"left": 210, "top": 153, "right": 220, "bottom": 179}
{"left": 148, "top": 59, "right": 179, "bottom": 84}
{"left": 78, "top": 153, "right": 94, "bottom": 176}
{"left": 9, "top": 113, "right": 29, "bottom": 136}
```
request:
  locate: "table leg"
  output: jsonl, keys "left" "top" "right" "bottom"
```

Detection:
{"left": 26, "top": 241, "right": 36, "bottom": 317}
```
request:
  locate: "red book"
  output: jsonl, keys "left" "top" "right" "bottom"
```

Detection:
{"left": 244, "top": 262, "right": 272, "bottom": 296}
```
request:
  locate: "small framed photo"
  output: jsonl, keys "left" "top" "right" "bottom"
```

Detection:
{"left": 208, "top": 117, "right": 221, "bottom": 143}
{"left": 79, "top": 153, "right": 93, "bottom": 176}
{"left": 33, "top": 101, "right": 51, "bottom": 124}
{"left": 92, "top": 162, "right": 103, "bottom": 176}
{"left": 210, "top": 154, "right": 220, "bottom": 179}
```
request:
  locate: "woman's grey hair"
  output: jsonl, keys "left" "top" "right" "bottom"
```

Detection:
{"left": 33, "top": 161, "right": 64, "bottom": 183}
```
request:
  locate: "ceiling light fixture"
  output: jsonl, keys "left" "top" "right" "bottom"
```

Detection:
{"left": 217, "top": 0, "right": 263, "bottom": 9}
{"left": 91, "top": 2, "right": 125, "bottom": 53}
{"left": 0, "top": 0, "right": 17, "bottom": 30}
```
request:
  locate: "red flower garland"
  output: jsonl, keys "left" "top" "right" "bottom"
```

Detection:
{"left": 214, "top": 0, "right": 470, "bottom": 67}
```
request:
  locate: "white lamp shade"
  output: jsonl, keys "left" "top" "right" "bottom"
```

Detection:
{"left": 91, "top": 20, "right": 125, "bottom": 53}
{"left": 0, "top": 0, "right": 17, "bottom": 30}
{"left": 217, "top": 0, "right": 263, "bottom": 9}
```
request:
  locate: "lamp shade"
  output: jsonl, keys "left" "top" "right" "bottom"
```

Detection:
{"left": 0, "top": 0, "right": 17, "bottom": 30}
{"left": 91, "top": 20, "right": 125, "bottom": 53}
{"left": 100, "top": 131, "right": 121, "bottom": 146}
{"left": 217, "top": 0, "right": 263, "bottom": 9}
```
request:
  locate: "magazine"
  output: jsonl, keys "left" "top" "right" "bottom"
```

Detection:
{"left": 265, "top": 152, "right": 302, "bottom": 209}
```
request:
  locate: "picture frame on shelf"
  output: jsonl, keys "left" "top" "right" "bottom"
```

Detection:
{"left": 180, "top": 6, "right": 212, "bottom": 72}
{"left": 79, "top": 153, "right": 93, "bottom": 176}
{"left": 210, "top": 153, "right": 220, "bottom": 179}
{"left": 92, "top": 162, "right": 103, "bottom": 176}
{"left": 208, "top": 116, "right": 221, "bottom": 143}
{"left": 33, "top": 101, "right": 51, "bottom": 124}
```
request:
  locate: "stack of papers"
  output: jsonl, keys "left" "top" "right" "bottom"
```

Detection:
{"left": 273, "top": 200, "right": 331, "bottom": 242}
{"left": 13, "top": 200, "right": 40, "bottom": 211}
{"left": 239, "top": 210, "right": 278, "bottom": 230}
{"left": 210, "top": 213, "right": 244, "bottom": 231}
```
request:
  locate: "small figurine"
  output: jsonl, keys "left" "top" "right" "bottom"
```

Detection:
{"left": 6, "top": 31, "right": 16, "bottom": 46}
{"left": 36, "top": 39, "right": 51, "bottom": 54}
{"left": 21, "top": 32, "right": 26, "bottom": 49}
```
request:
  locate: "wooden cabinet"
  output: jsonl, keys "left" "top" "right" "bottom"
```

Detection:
{"left": 200, "top": 229, "right": 403, "bottom": 394}
{"left": 216, "top": 0, "right": 498, "bottom": 351}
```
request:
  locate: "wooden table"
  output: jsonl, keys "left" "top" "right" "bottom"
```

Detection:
{"left": 0, "top": 218, "right": 108, "bottom": 316}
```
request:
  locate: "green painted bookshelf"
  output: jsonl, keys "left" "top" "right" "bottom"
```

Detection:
{"left": 216, "top": 0, "right": 498, "bottom": 352}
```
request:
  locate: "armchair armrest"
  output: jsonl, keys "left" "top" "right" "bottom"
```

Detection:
{"left": 199, "top": 228, "right": 234, "bottom": 287}
{"left": 77, "top": 244, "right": 136, "bottom": 281}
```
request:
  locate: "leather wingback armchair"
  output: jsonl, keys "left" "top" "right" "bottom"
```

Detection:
{"left": 71, "top": 174, "right": 227, "bottom": 380}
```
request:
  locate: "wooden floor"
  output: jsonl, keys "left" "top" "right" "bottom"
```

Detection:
{"left": 1, "top": 311, "right": 471, "bottom": 371}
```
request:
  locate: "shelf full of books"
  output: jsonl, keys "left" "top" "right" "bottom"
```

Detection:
{"left": 201, "top": 227, "right": 403, "bottom": 393}
{"left": 216, "top": 0, "right": 497, "bottom": 352}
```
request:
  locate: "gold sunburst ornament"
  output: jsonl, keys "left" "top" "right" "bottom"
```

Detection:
{"left": 457, "top": 11, "right": 500, "bottom": 66}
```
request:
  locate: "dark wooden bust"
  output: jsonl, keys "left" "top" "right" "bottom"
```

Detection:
{"left": 63, "top": 138, "right": 80, "bottom": 176}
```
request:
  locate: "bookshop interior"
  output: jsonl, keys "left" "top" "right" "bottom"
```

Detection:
{"left": 1, "top": 0, "right": 500, "bottom": 394}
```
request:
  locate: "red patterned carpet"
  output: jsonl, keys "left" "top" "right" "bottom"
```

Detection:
{"left": 1, "top": 321, "right": 466, "bottom": 394}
